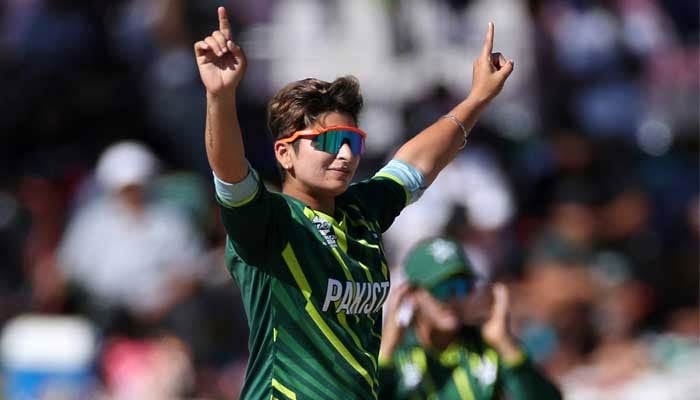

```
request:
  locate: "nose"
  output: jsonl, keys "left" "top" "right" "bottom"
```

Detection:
{"left": 336, "top": 141, "right": 353, "bottom": 160}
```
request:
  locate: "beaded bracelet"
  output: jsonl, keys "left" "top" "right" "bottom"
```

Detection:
{"left": 440, "top": 114, "right": 469, "bottom": 150}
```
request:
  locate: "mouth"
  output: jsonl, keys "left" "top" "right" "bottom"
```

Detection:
{"left": 327, "top": 167, "right": 352, "bottom": 179}
{"left": 328, "top": 165, "right": 351, "bottom": 173}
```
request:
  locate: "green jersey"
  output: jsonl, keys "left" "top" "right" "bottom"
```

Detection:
{"left": 378, "top": 328, "right": 562, "bottom": 400}
{"left": 218, "top": 169, "right": 410, "bottom": 400}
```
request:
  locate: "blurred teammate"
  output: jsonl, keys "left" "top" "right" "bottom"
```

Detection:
{"left": 194, "top": 6, "right": 513, "bottom": 399}
{"left": 378, "top": 238, "right": 562, "bottom": 399}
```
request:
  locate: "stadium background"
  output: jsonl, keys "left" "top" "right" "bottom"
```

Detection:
{"left": 0, "top": 0, "right": 698, "bottom": 398}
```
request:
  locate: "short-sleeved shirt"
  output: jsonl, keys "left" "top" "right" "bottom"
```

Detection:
{"left": 217, "top": 166, "right": 414, "bottom": 400}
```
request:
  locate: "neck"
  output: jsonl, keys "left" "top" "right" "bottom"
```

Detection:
{"left": 283, "top": 182, "right": 335, "bottom": 215}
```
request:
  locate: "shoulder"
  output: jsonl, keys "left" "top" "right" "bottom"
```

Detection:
{"left": 340, "top": 175, "right": 406, "bottom": 204}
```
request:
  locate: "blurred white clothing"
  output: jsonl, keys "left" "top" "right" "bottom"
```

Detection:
{"left": 384, "top": 149, "right": 514, "bottom": 270}
{"left": 58, "top": 198, "right": 203, "bottom": 314}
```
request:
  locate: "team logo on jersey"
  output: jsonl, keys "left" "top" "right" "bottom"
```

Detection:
{"left": 322, "top": 278, "right": 390, "bottom": 315}
{"left": 472, "top": 355, "right": 497, "bottom": 385}
{"left": 400, "top": 362, "right": 423, "bottom": 390}
{"left": 312, "top": 216, "right": 338, "bottom": 248}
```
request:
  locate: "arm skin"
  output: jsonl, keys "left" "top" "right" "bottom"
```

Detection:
{"left": 194, "top": 6, "right": 249, "bottom": 183}
{"left": 394, "top": 22, "right": 513, "bottom": 186}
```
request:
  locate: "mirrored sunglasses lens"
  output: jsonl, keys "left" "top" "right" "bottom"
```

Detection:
{"left": 313, "top": 130, "right": 364, "bottom": 155}
{"left": 342, "top": 132, "right": 364, "bottom": 155}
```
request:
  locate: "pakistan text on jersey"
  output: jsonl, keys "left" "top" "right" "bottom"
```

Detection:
{"left": 322, "top": 279, "right": 390, "bottom": 315}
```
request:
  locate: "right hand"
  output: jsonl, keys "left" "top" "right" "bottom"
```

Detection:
{"left": 194, "top": 7, "right": 247, "bottom": 95}
{"left": 480, "top": 283, "right": 523, "bottom": 364}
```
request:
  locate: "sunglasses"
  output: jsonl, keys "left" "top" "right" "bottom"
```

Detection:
{"left": 275, "top": 125, "right": 366, "bottom": 156}
{"left": 430, "top": 276, "right": 475, "bottom": 301}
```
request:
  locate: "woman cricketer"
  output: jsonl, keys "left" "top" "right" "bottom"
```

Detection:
{"left": 194, "top": 6, "right": 513, "bottom": 400}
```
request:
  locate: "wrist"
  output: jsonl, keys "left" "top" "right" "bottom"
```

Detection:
{"left": 378, "top": 340, "right": 398, "bottom": 362}
{"left": 207, "top": 89, "right": 236, "bottom": 102}
{"left": 465, "top": 91, "right": 492, "bottom": 109}
{"left": 489, "top": 336, "right": 522, "bottom": 363}
{"left": 379, "top": 323, "right": 403, "bottom": 359}
{"left": 499, "top": 346, "right": 526, "bottom": 368}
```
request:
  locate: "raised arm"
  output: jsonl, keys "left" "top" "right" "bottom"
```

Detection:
{"left": 194, "top": 7, "right": 248, "bottom": 183}
{"left": 394, "top": 22, "right": 514, "bottom": 185}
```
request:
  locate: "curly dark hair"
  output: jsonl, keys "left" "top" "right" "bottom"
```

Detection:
{"left": 267, "top": 76, "right": 364, "bottom": 140}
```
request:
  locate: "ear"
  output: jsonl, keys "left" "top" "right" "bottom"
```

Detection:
{"left": 274, "top": 141, "right": 294, "bottom": 171}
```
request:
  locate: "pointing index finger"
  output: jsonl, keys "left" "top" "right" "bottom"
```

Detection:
{"left": 482, "top": 22, "right": 494, "bottom": 58}
{"left": 218, "top": 6, "right": 232, "bottom": 36}
{"left": 491, "top": 283, "right": 509, "bottom": 317}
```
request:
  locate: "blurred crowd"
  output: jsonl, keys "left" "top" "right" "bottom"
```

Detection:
{"left": 0, "top": 0, "right": 698, "bottom": 399}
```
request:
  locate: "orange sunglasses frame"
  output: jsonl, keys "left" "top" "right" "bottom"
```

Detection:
{"left": 274, "top": 125, "right": 367, "bottom": 146}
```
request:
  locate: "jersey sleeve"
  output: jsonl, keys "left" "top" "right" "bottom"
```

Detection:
{"left": 342, "top": 159, "right": 426, "bottom": 233}
{"left": 214, "top": 166, "right": 286, "bottom": 268}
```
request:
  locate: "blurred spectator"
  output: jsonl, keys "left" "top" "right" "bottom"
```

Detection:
{"left": 527, "top": 187, "right": 598, "bottom": 269}
{"left": 385, "top": 147, "right": 515, "bottom": 273}
{"left": 18, "top": 175, "right": 70, "bottom": 314}
{"left": 57, "top": 141, "right": 204, "bottom": 329}
{"left": 518, "top": 130, "right": 606, "bottom": 219}
{"left": 515, "top": 262, "right": 598, "bottom": 373}
{"left": 598, "top": 186, "right": 662, "bottom": 282}
{"left": 0, "top": 190, "right": 31, "bottom": 324}
{"left": 101, "top": 335, "right": 195, "bottom": 399}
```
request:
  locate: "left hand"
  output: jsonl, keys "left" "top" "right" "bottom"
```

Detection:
{"left": 469, "top": 22, "right": 514, "bottom": 104}
{"left": 481, "top": 283, "right": 516, "bottom": 352}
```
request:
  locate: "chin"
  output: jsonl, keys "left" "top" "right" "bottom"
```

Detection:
{"left": 323, "top": 175, "right": 354, "bottom": 195}
{"left": 326, "top": 181, "right": 351, "bottom": 196}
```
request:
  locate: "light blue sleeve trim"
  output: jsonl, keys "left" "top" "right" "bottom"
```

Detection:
{"left": 213, "top": 165, "right": 260, "bottom": 208}
{"left": 374, "top": 159, "right": 426, "bottom": 205}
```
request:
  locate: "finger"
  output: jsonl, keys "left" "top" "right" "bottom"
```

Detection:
{"left": 497, "top": 59, "right": 515, "bottom": 80}
{"left": 212, "top": 31, "right": 229, "bottom": 53}
{"left": 227, "top": 40, "right": 236, "bottom": 52}
{"left": 491, "top": 283, "right": 509, "bottom": 318}
{"left": 218, "top": 6, "right": 232, "bottom": 38}
{"left": 481, "top": 22, "right": 494, "bottom": 58}
{"left": 388, "top": 282, "right": 412, "bottom": 306}
{"left": 394, "top": 282, "right": 413, "bottom": 299}
{"left": 204, "top": 36, "right": 223, "bottom": 56}
{"left": 193, "top": 40, "right": 209, "bottom": 57}
{"left": 412, "top": 287, "right": 429, "bottom": 300}
{"left": 229, "top": 41, "right": 247, "bottom": 66}
{"left": 497, "top": 53, "right": 508, "bottom": 68}
{"left": 490, "top": 52, "right": 504, "bottom": 69}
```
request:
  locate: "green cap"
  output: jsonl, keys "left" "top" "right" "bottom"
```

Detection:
{"left": 403, "top": 237, "right": 476, "bottom": 289}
